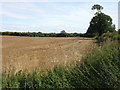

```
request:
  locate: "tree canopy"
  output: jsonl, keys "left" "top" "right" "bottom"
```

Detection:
{"left": 60, "top": 30, "right": 66, "bottom": 33}
{"left": 92, "top": 4, "right": 103, "bottom": 13}
{"left": 86, "top": 4, "right": 115, "bottom": 36}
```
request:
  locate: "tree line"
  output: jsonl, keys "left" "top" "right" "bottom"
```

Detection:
{"left": 0, "top": 31, "right": 93, "bottom": 37}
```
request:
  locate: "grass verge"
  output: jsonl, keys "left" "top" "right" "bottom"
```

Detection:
{"left": 2, "top": 40, "right": 120, "bottom": 88}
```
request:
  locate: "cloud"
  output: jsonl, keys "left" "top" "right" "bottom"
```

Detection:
{"left": 0, "top": 23, "right": 83, "bottom": 33}
{"left": 0, "top": 2, "right": 118, "bottom": 33}
{"left": 0, "top": 0, "right": 119, "bottom": 2}
{"left": 2, "top": 3, "right": 45, "bottom": 13}
{"left": 0, "top": 11, "right": 33, "bottom": 19}
{"left": 30, "top": 3, "right": 95, "bottom": 29}
{"left": 118, "top": 1, "right": 120, "bottom": 29}
{"left": 0, "top": 2, "right": 45, "bottom": 19}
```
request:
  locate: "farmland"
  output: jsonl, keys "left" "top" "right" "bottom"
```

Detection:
{"left": 1, "top": 3, "right": 119, "bottom": 88}
{"left": 2, "top": 36, "right": 96, "bottom": 73}
{"left": 2, "top": 35, "right": 120, "bottom": 88}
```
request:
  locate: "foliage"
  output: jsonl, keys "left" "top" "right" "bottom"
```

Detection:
{"left": 60, "top": 30, "right": 66, "bottom": 34}
{"left": 96, "top": 31, "right": 120, "bottom": 43}
{"left": 118, "top": 29, "right": 120, "bottom": 34}
{"left": 1, "top": 32, "right": 85, "bottom": 37}
{"left": 86, "top": 4, "right": 115, "bottom": 36}
{"left": 92, "top": 4, "right": 103, "bottom": 13}
{"left": 2, "top": 39, "right": 120, "bottom": 88}
{"left": 2, "top": 4, "right": 119, "bottom": 89}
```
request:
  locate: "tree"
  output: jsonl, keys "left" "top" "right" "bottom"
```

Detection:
{"left": 92, "top": 4, "right": 103, "bottom": 13}
{"left": 60, "top": 30, "right": 66, "bottom": 33}
{"left": 86, "top": 4, "right": 115, "bottom": 36}
{"left": 118, "top": 29, "right": 120, "bottom": 34}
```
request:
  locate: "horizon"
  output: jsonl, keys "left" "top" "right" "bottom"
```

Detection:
{"left": 0, "top": 1, "right": 118, "bottom": 33}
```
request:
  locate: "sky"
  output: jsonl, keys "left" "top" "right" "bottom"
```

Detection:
{"left": 118, "top": 1, "right": 120, "bottom": 29}
{"left": 0, "top": 0, "right": 119, "bottom": 33}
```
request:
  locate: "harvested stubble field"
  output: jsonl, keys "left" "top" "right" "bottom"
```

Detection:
{"left": 2, "top": 36, "right": 96, "bottom": 73}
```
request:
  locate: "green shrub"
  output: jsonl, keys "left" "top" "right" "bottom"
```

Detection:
{"left": 2, "top": 40, "right": 120, "bottom": 88}
{"left": 76, "top": 40, "right": 120, "bottom": 88}
{"left": 96, "top": 32, "right": 120, "bottom": 43}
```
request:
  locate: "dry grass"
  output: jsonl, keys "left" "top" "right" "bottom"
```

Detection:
{"left": 2, "top": 36, "right": 96, "bottom": 73}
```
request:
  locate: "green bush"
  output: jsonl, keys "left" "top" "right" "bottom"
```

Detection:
{"left": 96, "top": 32, "right": 120, "bottom": 43}
{"left": 76, "top": 40, "right": 120, "bottom": 88}
{"left": 2, "top": 40, "right": 120, "bottom": 88}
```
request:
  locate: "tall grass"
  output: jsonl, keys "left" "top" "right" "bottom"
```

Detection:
{"left": 96, "top": 32, "right": 120, "bottom": 43}
{"left": 75, "top": 40, "right": 120, "bottom": 88}
{"left": 2, "top": 40, "right": 120, "bottom": 88}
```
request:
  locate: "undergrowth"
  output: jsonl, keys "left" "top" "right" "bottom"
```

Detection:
{"left": 2, "top": 39, "right": 120, "bottom": 89}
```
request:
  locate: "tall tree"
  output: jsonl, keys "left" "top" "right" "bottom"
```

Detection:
{"left": 92, "top": 4, "right": 103, "bottom": 13}
{"left": 86, "top": 4, "right": 115, "bottom": 36}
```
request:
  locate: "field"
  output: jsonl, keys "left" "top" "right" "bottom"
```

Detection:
{"left": 2, "top": 36, "right": 96, "bottom": 73}
{"left": 2, "top": 35, "right": 120, "bottom": 88}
